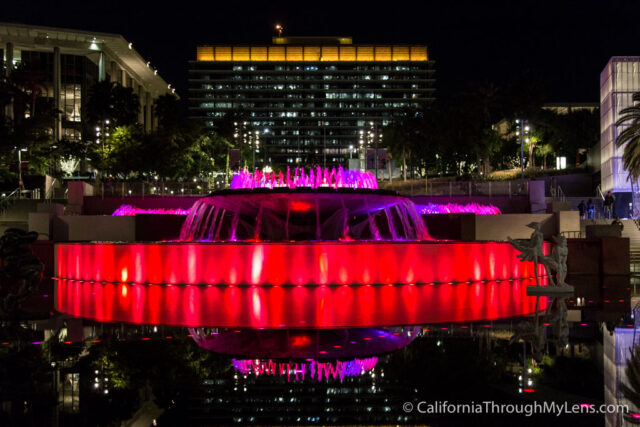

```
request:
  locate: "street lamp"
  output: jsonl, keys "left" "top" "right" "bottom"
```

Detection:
{"left": 370, "top": 121, "right": 379, "bottom": 180}
{"left": 359, "top": 129, "right": 365, "bottom": 171}
{"left": 17, "top": 147, "right": 27, "bottom": 190}
{"left": 252, "top": 130, "right": 260, "bottom": 170}
{"left": 349, "top": 145, "right": 354, "bottom": 159}
{"left": 515, "top": 118, "right": 529, "bottom": 179}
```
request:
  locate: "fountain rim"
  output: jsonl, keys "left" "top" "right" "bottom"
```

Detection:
{"left": 206, "top": 187, "right": 399, "bottom": 197}
{"left": 56, "top": 240, "right": 520, "bottom": 246}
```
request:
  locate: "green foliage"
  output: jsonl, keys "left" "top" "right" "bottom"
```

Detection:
{"left": 616, "top": 92, "right": 640, "bottom": 182}
{"left": 86, "top": 81, "right": 140, "bottom": 128}
{"left": 0, "top": 62, "right": 57, "bottom": 179}
{"left": 80, "top": 337, "right": 228, "bottom": 421}
{"left": 154, "top": 93, "right": 181, "bottom": 131}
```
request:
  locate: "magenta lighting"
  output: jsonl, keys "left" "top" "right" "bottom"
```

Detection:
{"left": 232, "top": 357, "right": 378, "bottom": 382}
{"left": 416, "top": 202, "right": 502, "bottom": 215}
{"left": 112, "top": 205, "right": 190, "bottom": 216}
{"left": 230, "top": 166, "right": 378, "bottom": 190}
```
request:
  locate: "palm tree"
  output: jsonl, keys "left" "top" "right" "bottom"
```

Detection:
{"left": 616, "top": 92, "right": 640, "bottom": 182}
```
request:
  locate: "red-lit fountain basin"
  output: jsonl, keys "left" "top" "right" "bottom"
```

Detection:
{"left": 54, "top": 241, "right": 547, "bottom": 328}
{"left": 55, "top": 241, "right": 543, "bottom": 285}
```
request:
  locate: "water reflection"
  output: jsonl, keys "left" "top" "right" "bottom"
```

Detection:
{"left": 189, "top": 326, "right": 422, "bottom": 358}
{"left": 55, "top": 278, "right": 544, "bottom": 328}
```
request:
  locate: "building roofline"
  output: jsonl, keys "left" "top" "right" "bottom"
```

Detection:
{"left": 0, "top": 22, "right": 174, "bottom": 98}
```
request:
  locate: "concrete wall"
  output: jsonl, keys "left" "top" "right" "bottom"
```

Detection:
{"left": 529, "top": 180, "right": 546, "bottom": 213}
{"left": 53, "top": 216, "right": 136, "bottom": 241}
{"left": 474, "top": 211, "right": 581, "bottom": 241}
{"left": 541, "top": 173, "right": 596, "bottom": 197}
{"left": 475, "top": 213, "right": 555, "bottom": 241}
{"left": 0, "top": 199, "right": 40, "bottom": 221}
{"left": 67, "top": 181, "right": 95, "bottom": 214}
{"left": 29, "top": 213, "right": 54, "bottom": 240}
{"left": 556, "top": 210, "right": 580, "bottom": 234}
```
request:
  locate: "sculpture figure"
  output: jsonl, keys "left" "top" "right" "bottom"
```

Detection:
{"left": 508, "top": 222, "right": 544, "bottom": 286}
{"left": 542, "top": 235, "right": 569, "bottom": 287}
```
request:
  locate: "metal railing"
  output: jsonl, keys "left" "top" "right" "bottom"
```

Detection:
{"left": 551, "top": 185, "right": 566, "bottom": 202}
{"left": 0, "top": 187, "right": 21, "bottom": 215}
{"left": 560, "top": 230, "right": 585, "bottom": 239}
{"left": 379, "top": 179, "right": 529, "bottom": 197}
{"left": 95, "top": 180, "right": 220, "bottom": 198}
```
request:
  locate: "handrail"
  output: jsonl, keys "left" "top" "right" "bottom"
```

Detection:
{"left": 45, "top": 178, "right": 57, "bottom": 201}
{"left": 560, "top": 230, "right": 584, "bottom": 239}
{"left": 0, "top": 187, "right": 22, "bottom": 215}
{"left": 596, "top": 184, "right": 605, "bottom": 201}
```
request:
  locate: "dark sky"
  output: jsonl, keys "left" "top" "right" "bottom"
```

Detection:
{"left": 5, "top": 0, "right": 640, "bottom": 103}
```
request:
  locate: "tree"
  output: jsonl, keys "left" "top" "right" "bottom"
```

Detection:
{"left": 616, "top": 92, "right": 640, "bottom": 181}
{"left": 0, "top": 62, "right": 57, "bottom": 181}
{"left": 154, "top": 93, "right": 181, "bottom": 132}
{"left": 384, "top": 113, "right": 419, "bottom": 181}
{"left": 86, "top": 81, "right": 140, "bottom": 128}
{"left": 536, "top": 143, "right": 554, "bottom": 169}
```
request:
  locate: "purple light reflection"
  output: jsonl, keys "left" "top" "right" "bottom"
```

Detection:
{"left": 112, "top": 205, "right": 190, "bottom": 216}
{"left": 416, "top": 202, "right": 501, "bottom": 215}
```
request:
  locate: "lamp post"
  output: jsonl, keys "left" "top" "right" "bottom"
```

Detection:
{"left": 252, "top": 130, "right": 260, "bottom": 170}
{"left": 359, "top": 130, "right": 365, "bottom": 171}
{"left": 370, "top": 121, "right": 379, "bottom": 180}
{"left": 349, "top": 144, "right": 354, "bottom": 159}
{"left": 515, "top": 119, "right": 529, "bottom": 179}
{"left": 17, "top": 147, "right": 27, "bottom": 190}
{"left": 262, "top": 128, "right": 269, "bottom": 167}
{"left": 323, "top": 122, "right": 327, "bottom": 169}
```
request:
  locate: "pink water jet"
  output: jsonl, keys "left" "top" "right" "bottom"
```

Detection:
{"left": 230, "top": 166, "right": 377, "bottom": 190}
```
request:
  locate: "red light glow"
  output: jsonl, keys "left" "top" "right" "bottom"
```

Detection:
{"left": 55, "top": 278, "right": 545, "bottom": 328}
{"left": 55, "top": 241, "right": 545, "bottom": 286}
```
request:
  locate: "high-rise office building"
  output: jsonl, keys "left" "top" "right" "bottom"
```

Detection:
{"left": 600, "top": 56, "right": 640, "bottom": 216}
{"left": 189, "top": 36, "right": 435, "bottom": 170}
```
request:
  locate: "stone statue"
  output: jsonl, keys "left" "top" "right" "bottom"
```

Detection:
{"left": 508, "top": 222, "right": 545, "bottom": 286}
{"left": 508, "top": 224, "right": 573, "bottom": 363}
{"left": 547, "top": 298, "right": 569, "bottom": 348}
{"left": 542, "top": 235, "right": 569, "bottom": 288}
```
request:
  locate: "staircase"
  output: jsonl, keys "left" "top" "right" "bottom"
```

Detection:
{"left": 581, "top": 219, "right": 640, "bottom": 273}
{"left": 556, "top": 197, "right": 605, "bottom": 218}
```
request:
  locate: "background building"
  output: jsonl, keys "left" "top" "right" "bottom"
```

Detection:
{"left": 600, "top": 56, "right": 640, "bottom": 217}
{"left": 0, "top": 22, "right": 174, "bottom": 142}
{"left": 189, "top": 36, "right": 435, "bottom": 170}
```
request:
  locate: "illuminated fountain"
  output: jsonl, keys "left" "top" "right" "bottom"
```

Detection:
{"left": 182, "top": 166, "right": 428, "bottom": 242}
{"left": 55, "top": 167, "right": 547, "bottom": 359}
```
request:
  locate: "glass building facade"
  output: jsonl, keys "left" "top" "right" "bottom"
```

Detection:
{"left": 600, "top": 57, "right": 640, "bottom": 194}
{"left": 189, "top": 37, "right": 435, "bottom": 169}
{"left": 1, "top": 48, "right": 99, "bottom": 141}
{"left": 1, "top": 23, "right": 174, "bottom": 144}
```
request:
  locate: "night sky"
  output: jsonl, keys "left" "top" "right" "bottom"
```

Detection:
{"left": 4, "top": 0, "right": 640, "bottom": 104}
